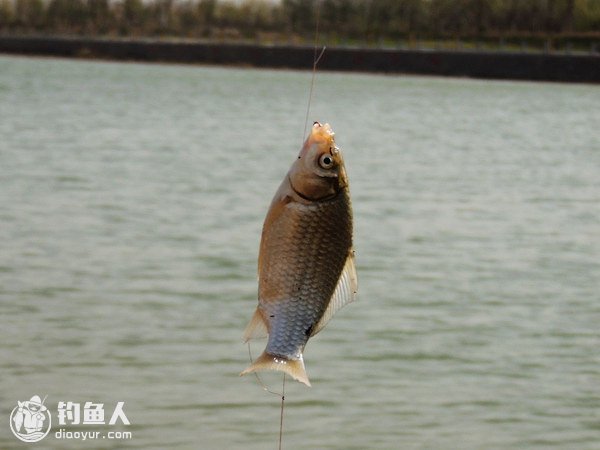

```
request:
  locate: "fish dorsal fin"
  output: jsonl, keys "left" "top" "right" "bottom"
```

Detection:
{"left": 311, "top": 250, "right": 358, "bottom": 337}
{"left": 242, "top": 308, "right": 268, "bottom": 342}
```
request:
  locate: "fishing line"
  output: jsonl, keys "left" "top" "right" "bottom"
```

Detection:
{"left": 248, "top": 341, "right": 285, "bottom": 450}
{"left": 278, "top": 374, "right": 286, "bottom": 450}
{"left": 302, "top": 0, "right": 326, "bottom": 145}
{"left": 246, "top": 342, "right": 282, "bottom": 397}
{"left": 246, "top": 342, "right": 286, "bottom": 450}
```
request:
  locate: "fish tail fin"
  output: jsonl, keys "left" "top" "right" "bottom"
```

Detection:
{"left": 240, "top": 351, "right": 311, "bottom": 387}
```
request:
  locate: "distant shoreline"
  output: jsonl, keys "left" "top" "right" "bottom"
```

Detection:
{"left": 1, "top": 35, "right": 598, "bottom": 83}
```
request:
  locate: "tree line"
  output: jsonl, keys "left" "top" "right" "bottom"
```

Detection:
{"left": 1, "top": 0, "right": 599, "bottom": 43}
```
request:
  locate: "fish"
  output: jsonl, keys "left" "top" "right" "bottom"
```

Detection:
{"left": 241, "top": 122, "right": 357, "bottom": 387}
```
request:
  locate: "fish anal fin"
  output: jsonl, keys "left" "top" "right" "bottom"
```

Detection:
{"left": 242, "top": 308, "right": 269, "bottom": 342}
{"left": 240, "top": 351, "right": 311, "bottom": 387}
{"left": 311, "top": 250, "right": 358, "bottom": 337}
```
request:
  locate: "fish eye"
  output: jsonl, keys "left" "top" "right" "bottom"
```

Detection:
{"left": 319, "top": 154, "right": 334, "bottom": 169}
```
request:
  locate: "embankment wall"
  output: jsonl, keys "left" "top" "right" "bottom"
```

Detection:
{"left": 1, "top": 36, "right": 598, "bottom": 83}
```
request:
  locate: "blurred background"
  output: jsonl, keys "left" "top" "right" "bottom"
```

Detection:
{"left": 1, "top": 1, "right": 600, "bottom": 450}
{"left": 0, "top": 0, "right": 599, "bottom": 52}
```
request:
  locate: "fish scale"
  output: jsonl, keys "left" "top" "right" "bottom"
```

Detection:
{"left": 264, "top": 197, "right": 350, "bottom": 358}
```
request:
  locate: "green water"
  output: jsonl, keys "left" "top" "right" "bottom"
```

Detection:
{"left": 1, "top": 54, "right": 599, "bottom": 449}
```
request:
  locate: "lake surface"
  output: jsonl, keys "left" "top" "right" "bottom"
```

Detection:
{"left": 1, "top": 54, "right": 599, "bottom": 449}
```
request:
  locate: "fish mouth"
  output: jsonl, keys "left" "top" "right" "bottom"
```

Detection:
{"left": 299, "top": 122, "right": 336, "bottom": 158}
{"left": 310, "top": 122, "right": 335, "bottom": 146}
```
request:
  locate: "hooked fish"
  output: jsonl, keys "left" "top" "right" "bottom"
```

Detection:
{"left": 241, "top": 122, "right": 357, "bottom": 386}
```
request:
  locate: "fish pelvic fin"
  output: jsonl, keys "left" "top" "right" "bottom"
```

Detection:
{"left": 240, "top": 351, "right": 311, "bottom": 387}
{"left": 242, "top": 308, "right": 268, "bottom": 342}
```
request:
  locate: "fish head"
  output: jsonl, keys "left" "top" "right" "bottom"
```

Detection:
{"left": 289, "top": 122, "right": 348, "bottom": 201}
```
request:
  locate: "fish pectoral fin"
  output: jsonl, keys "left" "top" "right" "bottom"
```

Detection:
{"left": 242, "top": 308, "right": 269, "bottom": 342}
{"left": 311, "top": 249, "right": 358, "bottom": 337}
{"left": 240, "top": 351, "right": 311, "bottom": 387}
